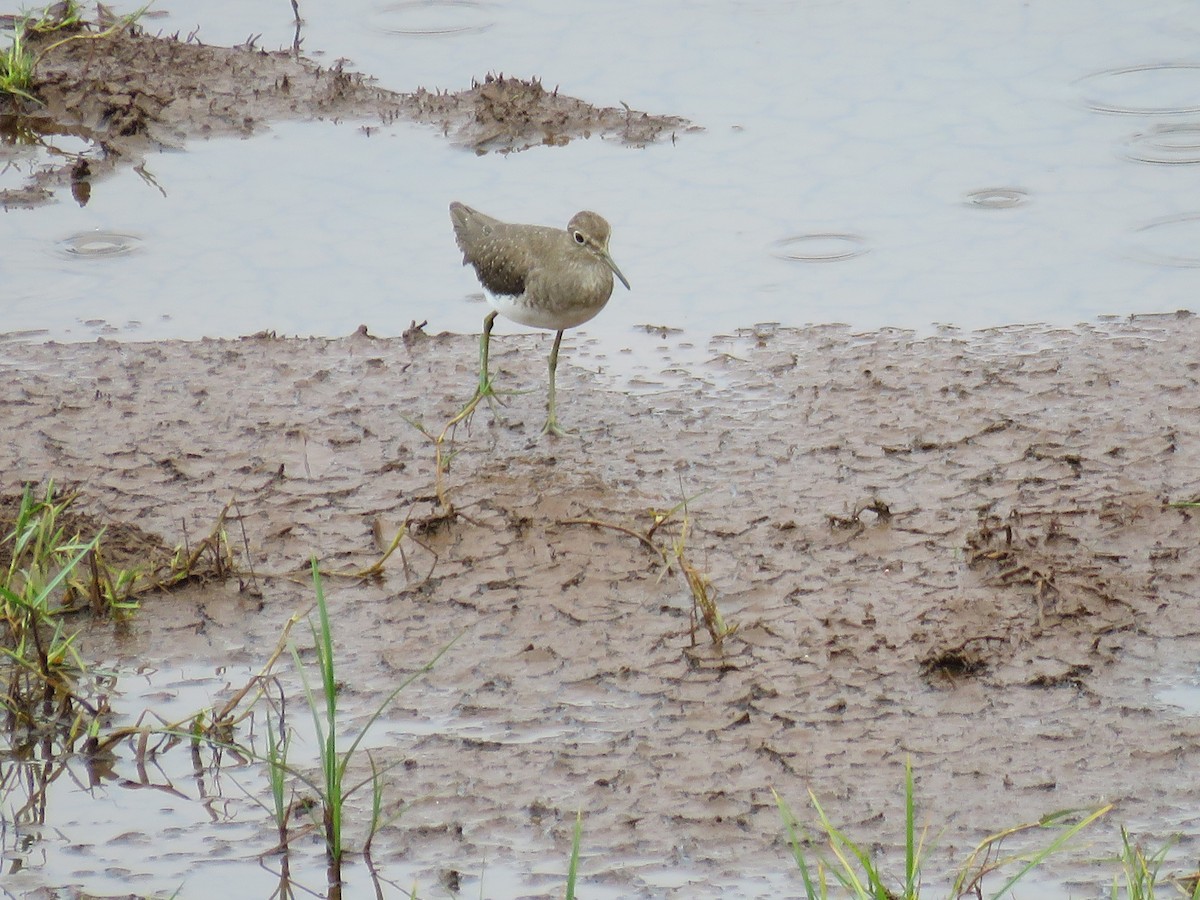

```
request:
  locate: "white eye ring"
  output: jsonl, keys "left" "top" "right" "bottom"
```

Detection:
{"left": 573, "top": 231, "right": 585, "bottom": 244}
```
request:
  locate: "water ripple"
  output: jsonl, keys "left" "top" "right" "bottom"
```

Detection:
{"left": 773, "top": 233, "right": 869, "bottom": 263}
{"left": 1077, "top": 63, "right": 1200, "bottom": 116}
{"left": 963, "top": 187, "right": 1030, "bottom": 209}
{"left": 1128, "top": 213, "right": 1200, "bottom": 267}
{"left": 54, "top": 230, "right": 143, "bottom": 259}
{"left": 367, "top": 0, "right": 495, "bottom": 37}
{"left": 1124, "top": 123, "right": 1200, "bottom": 165}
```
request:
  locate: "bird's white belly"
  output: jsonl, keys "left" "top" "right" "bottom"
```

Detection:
{"left": 487, "top": 292, "right": 605, "bottom": 331}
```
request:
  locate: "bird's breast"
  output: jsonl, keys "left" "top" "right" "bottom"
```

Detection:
{"left": 491, "top": 258, "right": 615, "bottom": 330}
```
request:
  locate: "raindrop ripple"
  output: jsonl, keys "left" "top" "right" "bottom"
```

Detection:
{"left": 773, "top": 233, "right": 870, "bottom": 263}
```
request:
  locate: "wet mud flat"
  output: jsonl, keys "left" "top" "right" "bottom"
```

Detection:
{"left": 1, "top": 314, "right": 1199, "bottom": 895}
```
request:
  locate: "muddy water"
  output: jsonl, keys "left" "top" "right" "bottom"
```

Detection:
{"left": 2, "top": 316, "right": 1199, "bottom": 896}
{"left": 3, "top": 1, "right": 1200, "bottom": 347}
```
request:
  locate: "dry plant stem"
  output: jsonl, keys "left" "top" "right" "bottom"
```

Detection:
{"left": 88, "top": 706, "right": 179, "bottom": 755}
{"left": 558, "top": 517, "right": 666, "bottom": 561}
{"left": 315, "top": 524, "right": 408, "bottom": 580}
{"left": 145, "top": 500, "right": 238, "bottom": 593}
{"left": 667, "top": 516, "right": 732, "bottom": 648}
{"left": 560, "top": 501, "right": 736, "bottom": 648}
{"left": 29, "top": 6, "right": 147, "bottom": 73}
{"left": 231, "top": 499, "right": 260, "bottom": 591}
{"left": 402, "top": 388, "right": 487, "bottom": 517}
{"left": 952, "top": 804, "right": 1114, "bottom": 896}
{"left": 211, "top": 607, "right": 308, "bottom": 723}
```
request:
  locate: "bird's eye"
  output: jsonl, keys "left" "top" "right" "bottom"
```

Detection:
{"left": 573, "top": 231, "right": 585, "bottom": 244}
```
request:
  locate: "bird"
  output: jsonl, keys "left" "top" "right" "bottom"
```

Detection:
{"left": 449, "top": 201, "right": 631, "bottom": 436}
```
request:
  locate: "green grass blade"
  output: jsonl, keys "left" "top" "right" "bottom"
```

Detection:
{"left": 810, "top": 790, "right": 881, "bottom": 898}
{"left": 986, "top": 804, "right": 1112, "bottom": 900}
{"left": 773, "top": 788, "right": 823, "bottom": 899}
{"left": 904, "top": 757, "right": 916, "bottom": 899}
{"left": 564, "top": 808, "right": 582, "bottom": 900}
{"left": 308, "top": 558, "right": 342, "bottom": 861}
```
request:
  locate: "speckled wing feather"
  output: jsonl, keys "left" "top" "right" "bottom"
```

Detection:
{"left": 450, "top": 202, "right": 537, "bottom": 298}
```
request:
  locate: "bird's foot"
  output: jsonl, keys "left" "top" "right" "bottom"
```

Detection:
{"left": 473, "top": 376, "right": 501, "bottom": 407}
{"left": 455, "top": 376, "right": 528, "bottom": 430}
{"left": 443, "top": 379, "right": 500, "bottom": 432}
{"left": 540, "top": 415, "right": 573, "bottom": 438}
{"left": 475, "top": 375, "right": 529, "bottom": 413}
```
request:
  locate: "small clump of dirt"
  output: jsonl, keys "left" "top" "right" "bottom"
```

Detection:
{"left": 408, "top": 72, "right": 691, "bottom": 154}
{"left": 0, "top": 12, "right": 696, "bottom": 207}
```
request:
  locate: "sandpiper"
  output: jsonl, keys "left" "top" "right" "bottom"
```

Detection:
{"left": 449, "top": 201, "right": 631, "bottom": 436}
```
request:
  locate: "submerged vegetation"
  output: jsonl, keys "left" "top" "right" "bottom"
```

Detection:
{"left": 0, "top": 482, "right": 452, "bottom": 896}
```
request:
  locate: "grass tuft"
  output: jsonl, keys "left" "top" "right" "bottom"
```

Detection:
{"left": 284, "top": 559, "right": 460, "bottom": 888}
{"left": 2, "top": 481, "right": 101, "bottom": 716}
{"left": 776, "top": 757, "right": 1111, "bottom": 899}
{"left": 1, "top": 1, "right": 152, "bottom": 104}
{"left": 0, "top": 25, "right": 36, "bottom": 101}
{"left": 1112, "top": 827, "right": 1200, "bottom": 900}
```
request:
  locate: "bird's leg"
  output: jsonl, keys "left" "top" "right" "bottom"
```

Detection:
{"left": 471, "top": 309, "right": 509, "bottom": 417}
{"left": 541, "top": 329, "right": 570, "bottom": 437}
{"left": 477, "top": 310, "right": 498, "bottom": 397}
{"left": 448, "top": 311, "right": 505, "bottom": 432}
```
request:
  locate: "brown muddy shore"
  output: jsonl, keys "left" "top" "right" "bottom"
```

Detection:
{"left": 2, "top": 315, "right": 1199, "bottom": 894}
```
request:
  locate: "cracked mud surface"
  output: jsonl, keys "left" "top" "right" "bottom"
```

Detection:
{"left": 2, "top": 314, "right": 1199, "bottom": 895}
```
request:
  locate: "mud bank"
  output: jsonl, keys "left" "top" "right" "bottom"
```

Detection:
{"left": 2, "top": 314, "right": 1199, "bottom": 894}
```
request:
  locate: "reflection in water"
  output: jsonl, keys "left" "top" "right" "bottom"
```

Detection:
{"left": 1, "top": 115, "right": 99, "bottom": 206}
{"left": 0, "top": 115, "right": 42, "bottom": 146}
{"left": 773, "top": 233, "right": 869, "bottom": 263}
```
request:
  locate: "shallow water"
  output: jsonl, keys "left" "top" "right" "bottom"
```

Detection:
{"left": 3, "top": 0, "right": 1200, "bottom": 346}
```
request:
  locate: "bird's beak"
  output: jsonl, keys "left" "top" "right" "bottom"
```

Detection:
{"left": 602, "top": 252, "right": 631, "bottom": 290}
